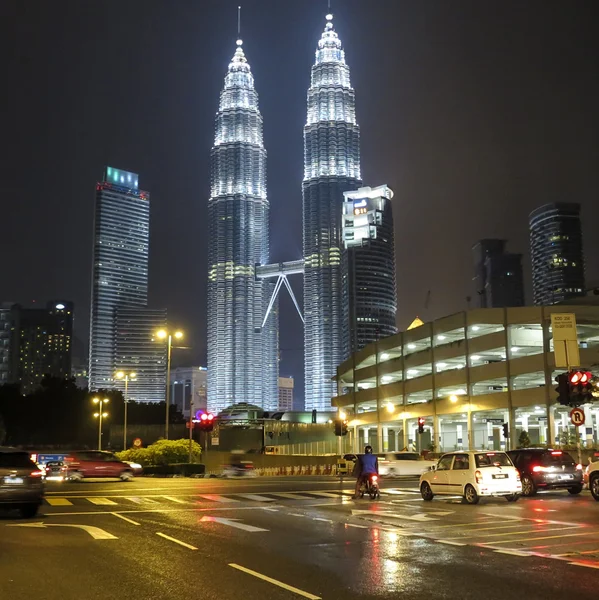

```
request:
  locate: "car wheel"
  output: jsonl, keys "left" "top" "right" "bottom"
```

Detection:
{"left": 590, "top": 475, "right": 599, "bottom": 501}
{"left": 19, "top": 504, "right": 39, "bottom": 519}
{"left": 505, "top": 494, "right": 519, "bottom": 502}
{"left": 420, "top": 481, "right": 434, "bottom": 501}
{"left": 69, "top": 471, "right": 84, "bottom": 483}
{"left": 464, "top": 484, "right": 479, "bottom": 505}
{"left": 120, "top": 470, "right": 134, "bottom": 482}
{"left": 567, "top": 485, "right": 583, "bottom": 495}
{"left": 521, "top": 475, "right": 536, "bottom": 496}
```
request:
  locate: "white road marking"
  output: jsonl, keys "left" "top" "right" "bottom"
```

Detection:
{"left": 352, "top": 510, "right": 441, "bottom": 522}
{"left": 87, "top": 497, "right": 117, "bottom": 506}
{"left": 45, "top": 505, "right": 284, "bottom": 517}
{"left": 7, "top": 522, "right": 117, "bottom": 540}
{"left": 156, "top": 532, "right": 197, "bottom": 550}
{"left": 312, "top": 517, "right": 333, "bottom": 523}
{"left": 437, "top": 540, "right": 466, "bottom": 546}
{"left": 494, "top": 550, "right": 531, "bottom": 557}
{"left": 345, "top": 523, "right": 368, "bottom": 529}
{"left": 126, "top": 497, "right": 158, "bottom": 504}
{"left": 270, "top": 492, "right": 310, "bottom": 500}
{"left": 200, "top": 516, "right": 269, "bottom": 532}
{"left": 290, "top": 513, "right": 305, "bottom": 517}
{"left": 229, "top": 563, "right": 321, "bottom": 600}
{"left": 162, "top": 496, "right": 187, "bottom": 504}
{"left": 307, "top": 492, "right": 342, "bottom": 498}
{"left": 200, "top": 494, "right": 240, "bottom": 503}
{"left": 45, "top": 498, "right": 73, "bottom": 506}
{"left": 111, "top": 512, "right": 140, "bottom": 526}
{"left": 235, "top": 494, "right": 276, "bottom": 502}
{"left": 260, "top": 508, "right": 279, "bottom": 512}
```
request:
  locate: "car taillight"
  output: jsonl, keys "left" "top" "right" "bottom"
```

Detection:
{"left": 551, "top": 451, "right": 562, "bottom": 456}
{"left": 515, "top": 471, "right": 521, "bottom": 481}
{"left": 371, "top": 475, "right": 378, "bottom": 482}
{"left": 30, "top": 470, "right": 43, "bottom": 477}
{"left": 532, "top": 465, "right": 546, "bottom": 473}
{"left": 475, "top": 470, "right": 483, "bottom": 483}
{"left": 576, "top": 464, "right": 583, "bottom": 471}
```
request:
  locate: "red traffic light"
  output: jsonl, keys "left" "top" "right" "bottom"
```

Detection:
{"left": 569, "top": 370, "right": 593, "bottom": 385}
{"left": 200, "top": 413, "right": 208, "bottom": 421}
{"left": 418, "top": 417, "right": 426, "bottom": 426}
{"left": 207, "top": 413, "right": 214, "bottom": 421}
{"left": 569, "top": 371, "right": 581, "bottom": 384}
{"left": 580, "top": 371, "right": 591, "bottom": 384}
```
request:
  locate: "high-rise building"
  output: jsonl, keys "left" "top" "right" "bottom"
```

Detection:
{"left": 472, "top": 239, "right": 525, "bottom": 308}
{"left": 303, "top": 14, "right": 361, "bottom": 410}
{"left": 170, "top": 366, "right": 207, "bottom": 418}
{"left": 113, "top": 307, "right": 167, "bottom": 403}
{"left": 0, "top": 302, "right": 13, "bottom": 385}
{"left": 278, "top": 376, "right": 294, "bottom": 412}
{"left": 207, "top": 39, "right": 278, "bottom": 414}
{"left": 342, "top": 185, "right": 397, "bottom": 353}
{"left": 529, "top": 203, "right": 586, "bottom": 305}
{"left": 88, "top": 167, "right": 151, "bottom": 392}
{"left": 8, "top": 301, "right": 73, "bottom": 393}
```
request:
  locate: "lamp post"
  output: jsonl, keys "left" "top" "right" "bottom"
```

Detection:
{"left": 155, "top": 329, "right": 183, "bottom": 439}
{"left": 92, "top": 397, "right": 109, "bottom": 450}
{"left": 115, "top": 371, "right": 137, "bottom": 450}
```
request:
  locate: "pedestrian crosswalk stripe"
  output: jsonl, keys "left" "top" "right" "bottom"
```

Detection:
{"left": 126, "top": 497, "right": 158, "bottom": 504}
{"left": 235, "top": 494, "right": 276, "bottom": 502}
{"left": 87, "top": 497, "right": 117, "bottom": 506}
{"left": 306, "top": 492, "right": 342, "bottom": 498}
{"left": 200, "top": 494, "right": 240, "bottom": 503}
{"left": 46, "top": 498, "right": 73, "bottom": 506}
{"left": 162, "top": 496, "right": 187, "bottom": 504}
{"left": 270, "top": 492, "right": 311, "bottom": 500}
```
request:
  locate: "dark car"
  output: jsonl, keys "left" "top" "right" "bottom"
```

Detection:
{"left": 507, "top": 448, "right": 583, "bottom": 496}
{"left": 64, "top": 451, "right": 134, "bottom": 482}
{"left": 0, "top": 447, "right": 45, "bottom": 518}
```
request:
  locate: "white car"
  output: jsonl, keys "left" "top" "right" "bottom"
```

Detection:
{"left": 377, "top": 452, "right": 437, "bottom": 477}
{"left": 587, "top": 461, "right": 599, "bottom": 501}
{"left": 419, "top": 450, "right": 522, "bottom": 504}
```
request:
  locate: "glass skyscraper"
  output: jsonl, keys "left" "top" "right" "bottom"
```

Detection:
{"left": 303, "top": 14, "right": 361, "bottom": 410}
{"left": 342, "top": 185, "right": 397, "bottom": 353}
{"left": 207, "top": 40, "right": 278, "bottom": 414}
{"left": 88, "top": 167, "right": 151, "bottom": 392}
{"left": 529, "top": 203, "right": 586, "bottom": 305}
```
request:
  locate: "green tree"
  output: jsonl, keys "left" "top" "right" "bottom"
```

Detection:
{"left": 518, "top": 430, "right": 531, "bottom": 448}
{"left": 116, "top": 438, "right": 201, "bottom": 466}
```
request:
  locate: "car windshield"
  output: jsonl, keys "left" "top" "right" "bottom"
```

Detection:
{"left": 392, "top": 453, "right": 420, "bottom": 461}
{"left": 0, "top": 452, "right": 35, "bottom": 468}
{"left": 542, "top": 451, "right": 575, "bottom": 466}
{"left": 474, "top": 452, "right": 512, "bottom": 468}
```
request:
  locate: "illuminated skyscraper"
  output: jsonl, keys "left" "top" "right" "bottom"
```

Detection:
{"left": 303, "top": 14, "right": 361, "bottom": 410}
{"left": 89, "top": 167, "right": 151, "bottom": 392}
{"left": 207, "top": 39, "right": 278, "bottom": 413}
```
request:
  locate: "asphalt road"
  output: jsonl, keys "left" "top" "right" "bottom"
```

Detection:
{"left": 1, "top": 476, "right": 598, "bottom": 599}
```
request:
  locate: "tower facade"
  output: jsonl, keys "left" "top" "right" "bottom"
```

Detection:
{"left": 529, "top": 203, "right": 586, "bottom": 305}
{"left": 303, "top": 14, "right": 361, "bottom": 410}
{"left": 207, "top": 40, "right": 278, "bottom": 414}
{"left": 342, "top": 185, "right": 397, "bottom": 353}
{"left": 89, "top": 167, "right": 150, "bottom": 392}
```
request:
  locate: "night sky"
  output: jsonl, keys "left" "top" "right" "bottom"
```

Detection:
{"left": 3, "top": 0, "right": 598, "bottom": 406}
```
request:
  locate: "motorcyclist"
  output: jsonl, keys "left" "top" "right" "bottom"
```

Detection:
{"left": 354, "top": 445, "right": 379, "bottom": 499}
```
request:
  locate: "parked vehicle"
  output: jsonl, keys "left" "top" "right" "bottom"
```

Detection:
{"left": 377, "top": 452, "right": 437, "bottom": 477}
{"left": 507, "top": 449, "right": 583, "bottom": 496}
{"left": 63, "top": 451, "right": 134, "bottom": 482}
{"left": 420, "top": 451, "right": 521, "bottom": 504}
{"left": 0, "top": 447, "right": 45, "bottom": 518}
{"left": 586, "top": 460, "right": 599, "bottom": 501}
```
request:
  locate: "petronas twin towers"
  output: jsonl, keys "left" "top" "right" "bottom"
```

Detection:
{"left": 208, "top": 14, "right": 360, "bottom": 413}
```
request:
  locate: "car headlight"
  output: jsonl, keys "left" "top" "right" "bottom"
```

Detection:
{"left": 129, "top": 463, "right": 142, "bottom": 470}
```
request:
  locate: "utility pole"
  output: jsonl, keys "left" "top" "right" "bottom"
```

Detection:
{"left": 188, "top": 399, "right": 194, "bottom": 464}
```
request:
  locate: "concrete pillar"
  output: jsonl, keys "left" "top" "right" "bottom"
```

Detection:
{"left": 434, "top": 415, "right": 441, "bottom": 453}
{"left": 456, "top": 424, "right": 463, "bottom": 451}
{"left": 583, "top": 406, "right": 594, "bottom": 448}
{"left": 466, "top": 410, "right": 473, "bottom": 451}
{"left": 486, "top": 422, "right": 494, "bottom": 451}
{"left": 403, "top": 418, "right": 409, "bottom": 450}
{"left": 377, "top": 424, "right": 383, "bottom": 454}
{"left": 363, "top": 427, "right": 369, "bottom": 446}
{"left": 382, "top": 426, "right": 389, "bottom": 452}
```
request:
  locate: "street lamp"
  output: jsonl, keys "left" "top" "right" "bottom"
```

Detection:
{"left": 155, "top": 329, "right": 184, "bottom": 439}
{"left": 92, "top": 397, "right": 109, "bottom": 450}
{"left": 115, "top": 371, "right": 137, "bottom": 450}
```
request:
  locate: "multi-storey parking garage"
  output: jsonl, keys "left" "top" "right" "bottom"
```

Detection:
{"left": 333, "top": 305, "right": 599, "bottom": 453}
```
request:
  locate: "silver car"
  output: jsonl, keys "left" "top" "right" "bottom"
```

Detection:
{"left": 0, "top": 447, "right": 45, "bottom": 518}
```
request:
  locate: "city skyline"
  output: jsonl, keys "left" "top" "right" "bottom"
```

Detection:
{"left": 3, "top": 1, "right": 599, "bottom": 405}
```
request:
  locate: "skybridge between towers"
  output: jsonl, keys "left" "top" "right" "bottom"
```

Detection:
{"left": 256, "top": 260, "right": 305, "bottom": 328}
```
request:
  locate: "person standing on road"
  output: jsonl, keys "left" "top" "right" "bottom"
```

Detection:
{"left": 353, "top": 445, "right": 379, "bottom": 499}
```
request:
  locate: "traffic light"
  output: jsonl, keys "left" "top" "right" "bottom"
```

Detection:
{"left": 555, "top": 372, "right": 570, "bottom": 406}
{"left": 417, "top": 417, "right": 425, "bottom": 434}
{"left": 198, "top": 412, "right": 215, "bottom": 432}
{"left": 568, "top": 370, "right": 594, "bottom": 407}
{"left": 502, "top": 423, "right": 509, "bottom": 439}
{"left": 334, "top": 419, "right": 348, "bottom": 436}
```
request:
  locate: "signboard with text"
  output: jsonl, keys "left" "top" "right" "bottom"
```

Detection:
{"left": 551, "top": 313, "right": 580, "bottom": 368}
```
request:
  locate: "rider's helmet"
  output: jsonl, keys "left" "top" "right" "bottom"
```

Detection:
{"left": 364, "top": 445, "right": 373, "bottom": 454}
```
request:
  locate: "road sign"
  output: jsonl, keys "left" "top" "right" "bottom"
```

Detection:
{"left": 211, "top": 437, "right": 219, "bottom": 446}
{"left": 482, "top": 418, "right": 504, "bottom": 425}
{"left": 551, "top": 313, "right": 580, "bottom": 368}
{"left": 570, "top": 407, "right": 585, "bottom": 426}
{"left": 186, "top": 421, "right": 195, "bottom": 429}
{"left": 132, "top": 438, "right": 142, "bottom": 448}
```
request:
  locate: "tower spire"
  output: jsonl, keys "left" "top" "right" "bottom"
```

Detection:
{"left": 237, "top": 5, "right": 241, "bottom": 36}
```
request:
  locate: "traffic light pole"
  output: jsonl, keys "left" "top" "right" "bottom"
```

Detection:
{"left": 188, "top": 400, "right": 194, "bottom": 464}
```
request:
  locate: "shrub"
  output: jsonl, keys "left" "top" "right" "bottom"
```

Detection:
{"left": 116, "top": 438, "right": 202, "bottom": 466}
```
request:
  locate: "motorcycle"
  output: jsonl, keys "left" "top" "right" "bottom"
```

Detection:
{"left": 360, "top": 474, "right": 381, "bottom": 500}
